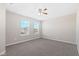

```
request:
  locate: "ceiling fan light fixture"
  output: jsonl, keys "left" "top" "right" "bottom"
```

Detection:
{"left": 38, "top": 8, "right": 48, "bottom": 16}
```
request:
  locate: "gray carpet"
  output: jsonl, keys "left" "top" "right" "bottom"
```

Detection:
{"left": 4, "top": 38, "right": 78, "bottom": 56}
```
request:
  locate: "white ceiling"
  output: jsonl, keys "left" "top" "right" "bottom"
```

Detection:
{"left": 6, "top": 3, "right": 79, "bottom": 20}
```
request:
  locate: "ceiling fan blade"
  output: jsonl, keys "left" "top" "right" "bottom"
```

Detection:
{"left": 43, "top": 8, "right": 48, "bottom": 11}
{"left": 42, "top": 12, "right": 48, "bottom": 15}
{"left": 38, "top": 9, "right": 42, "bottom": 13}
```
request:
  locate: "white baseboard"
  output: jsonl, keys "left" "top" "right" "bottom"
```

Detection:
{"left": 43, "top": 35, "right": 76, "bottom": 45}
{"left": 0, "top": 50, "right": 6, "bottom": 56}
{"left": 6, "top": 37, "right": 40, "bottom": 46}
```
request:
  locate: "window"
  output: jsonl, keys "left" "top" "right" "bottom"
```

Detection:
{"left": 20, "top": 20, "right": 29, "bottom": 29}
{"left": 20, "top": 20, "right": 30, "bottom": 36}
{"left": 33, "top": 21, "right": 39, "bottom": 34}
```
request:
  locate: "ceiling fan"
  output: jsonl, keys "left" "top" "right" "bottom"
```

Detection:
{"left": 38, "top": 8, "right": 48, "bottom": 15}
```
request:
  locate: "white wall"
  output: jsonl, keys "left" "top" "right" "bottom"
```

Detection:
{"left": 76, "top": 9, "right": 79, "bottom": 53}
{"left": 6, "top": 11, "right": 42, "bottom": 46}
{"left": 42, "top": 14, "right": 76, "bottom": 44}
{"left": 0, "top": 4, "right": 6, "bottom": 55}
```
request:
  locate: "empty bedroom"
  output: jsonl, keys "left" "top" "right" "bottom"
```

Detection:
{"left": 0, "top": 3, "right": 79, "bottom": 56}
